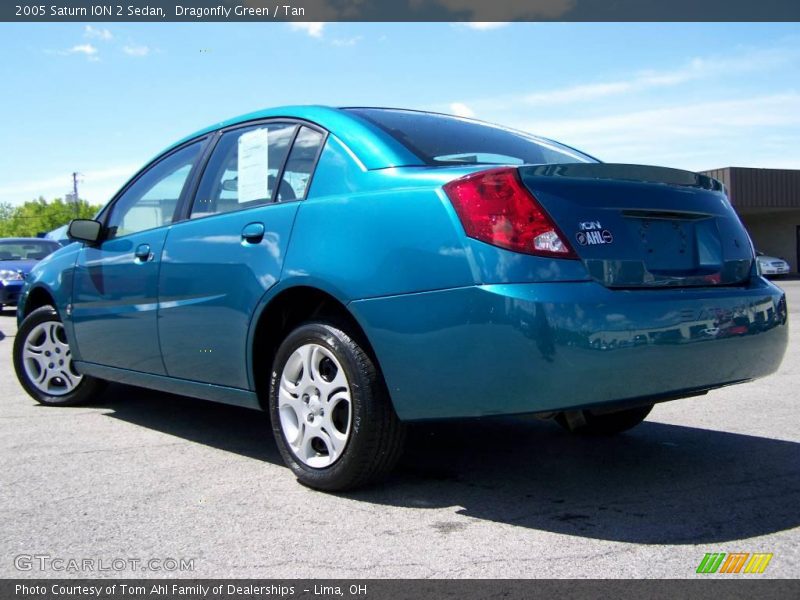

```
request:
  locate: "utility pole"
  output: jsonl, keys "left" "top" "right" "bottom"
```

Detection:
{"left": 71, "top": 172, "right": 80, "bottom": 217}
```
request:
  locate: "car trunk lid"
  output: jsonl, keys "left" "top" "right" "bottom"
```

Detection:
{"left": 517, "top": 163, "right": 754, "bottom": 287}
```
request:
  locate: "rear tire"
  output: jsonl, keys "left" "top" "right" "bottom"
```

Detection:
{"left": 556, "top": 404, "right": 653, "bottom": 436}
{"left": 13, "top": 306, "right": 106, "bottom": 406}
{"left": 269, "top": 321, "right": 405, "bottom": 491}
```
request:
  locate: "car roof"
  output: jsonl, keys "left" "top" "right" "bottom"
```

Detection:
{"left": 166, "top": 105, "right": 422, "bottom": 171}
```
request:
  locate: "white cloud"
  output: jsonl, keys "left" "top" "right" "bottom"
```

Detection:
{"left": 424, "top": 41, "right": 800, "bottom": 171}
{"left": 0, "top": 165, "right": 139, "bottom": 207}
{"left": 331, "top": 36, "right": 363, "bottom": 47}
{"left": 524, "top": 52, "right": 799, "bottom": 107}
{"left": 531, "top": 93, "right": 800, "bottom": 141}
{"left": 522, "top": 81, "right": 633, "bottom": 106}
{"left": 289, "top": 22, "right": 325, "bottom": 38}
{"left": 466, "top": 43, "right": 800, "bottom": 109}
{"left": 449, "top": 102, "right": 476, "bottom": 118}
{"left": 0, "top": 174, "right": 76, "bottom": 198}
{"left": 68, "top": 44, "right": 98, "bottom": 56}
{"left": 60, "top": 44, "right": 100, "bottom": 61}
{"left": 521, "top": 93, "right": 800, "bottom": 170}
{"left": 84, "top": 25, "right": 112, "bottom": 41}
{"left": 122, "top": 44, "right": 151, "bottom": 57}
{"left": 461, "top": 22, "right": 510, "bottom": 30}
{"left": 82, "top": 165, "right": 140, "bottom": 183}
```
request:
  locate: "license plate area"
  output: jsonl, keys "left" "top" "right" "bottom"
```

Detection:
{"left": 636, "top": 218, "right": 696, "bottom": 272}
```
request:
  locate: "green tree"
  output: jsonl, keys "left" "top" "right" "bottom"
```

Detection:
{"left": 0, "top": 197, "right": 103, "bottom": 238}
{"left": 0, "top": 202, "right": 14, "bottom": 221}
{"left": 0, "top": 202, "right": 14, "bottom": 231}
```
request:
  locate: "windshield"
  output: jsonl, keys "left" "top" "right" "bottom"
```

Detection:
{"left": 346, "top": 108, "right": 597, "bottom": 166}
{"left": 0, "top": 240, "right": 61, "bottom": 261}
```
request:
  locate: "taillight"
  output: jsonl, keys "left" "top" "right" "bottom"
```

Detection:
{"left": 443, "top": 167, "right": 577, "bottom": 258}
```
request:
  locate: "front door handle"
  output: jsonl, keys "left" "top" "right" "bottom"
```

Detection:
{"left": 134, "top": 243, "right": 152, "bottom": 262}
{"left": 241, "top": 222, "right": 265, "bottom": 244}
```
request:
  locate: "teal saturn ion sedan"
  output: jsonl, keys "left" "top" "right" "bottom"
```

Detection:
{"left": 13, "top": 107, "right": 788, "bottom": 490}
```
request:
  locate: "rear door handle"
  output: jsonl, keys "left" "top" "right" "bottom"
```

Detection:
{"left": 241, "top": 222, "right": 265, "bottom": 244}
{"left": 134, "top": 243, "right": 152, "bottom": 262}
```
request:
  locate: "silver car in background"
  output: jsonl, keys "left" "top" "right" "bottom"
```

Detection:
{"left": 756, "top": 252, "right": 792, "bottom": 277}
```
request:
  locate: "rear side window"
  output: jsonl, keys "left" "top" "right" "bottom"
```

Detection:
{"left": 346, "top": 108, "right": 596, "bottom": 166}
{"left": 277, "top": 127, "right": 325, "bottom": 202}
{"left": 191, "top": 123, "right": 296, "bottom": 219}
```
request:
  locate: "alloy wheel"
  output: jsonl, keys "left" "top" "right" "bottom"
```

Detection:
{"left": 21, "top": 321, "right": 82, "bottom": 396}
{"left": 277, "top": 343, "right": 352, "bottom": 468}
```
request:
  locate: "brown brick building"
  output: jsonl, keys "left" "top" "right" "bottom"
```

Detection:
{"left": 701, "top": 167, "right": 800, "bottom": 274}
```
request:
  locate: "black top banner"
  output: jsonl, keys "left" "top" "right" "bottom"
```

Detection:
{"left": 4, "top": 0, "right": 800, "bottom": 22}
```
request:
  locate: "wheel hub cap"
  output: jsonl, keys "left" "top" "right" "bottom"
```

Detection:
{"left": 278, "top": 343, "right": 352, "bottom": 468}
{"left": 22, "top": 321, "right": 82, "bottom": 396}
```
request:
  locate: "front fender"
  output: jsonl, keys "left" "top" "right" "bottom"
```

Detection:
{"left": 17, "top": 244, "right": 81, "bottom": 353}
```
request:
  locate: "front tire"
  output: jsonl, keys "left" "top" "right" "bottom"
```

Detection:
{"left": 13, "top": 306, "right": 106, "bottom": 406}
{"left": 556, "top": 404, "right": 654, "bottom": 436}
{"left": 269, "top": 322, "right": 405, "bottom": 491}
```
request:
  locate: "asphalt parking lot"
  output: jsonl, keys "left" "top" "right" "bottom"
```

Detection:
{"left": 1, "top": 282, "right": 798, "bottom": 579}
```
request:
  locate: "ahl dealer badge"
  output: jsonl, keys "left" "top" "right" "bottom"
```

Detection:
{"left": 575, "top": 221, "right": 613, "bottom": 246}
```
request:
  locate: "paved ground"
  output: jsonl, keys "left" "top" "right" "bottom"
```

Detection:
{"left": 1, "top": 282, "right": 798, "bottom": 579}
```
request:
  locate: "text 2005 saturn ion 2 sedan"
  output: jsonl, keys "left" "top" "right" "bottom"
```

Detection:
{"left": 13, "top": 107, "right": 788, "bottom": 490}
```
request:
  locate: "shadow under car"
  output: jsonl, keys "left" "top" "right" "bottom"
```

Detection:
{"left": 95, "top": 383, "right": 800, "bottom": 545}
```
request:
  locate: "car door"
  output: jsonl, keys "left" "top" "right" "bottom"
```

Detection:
{"left": 71, "top": 140, "right": 206, "bottom": 374}
{"left": 157, "top": 122, "right": 326, "bottom": 389}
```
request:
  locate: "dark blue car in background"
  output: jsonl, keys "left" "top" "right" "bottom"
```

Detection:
{"left": 0, "top": 238, "right": 61, "bottom": 311}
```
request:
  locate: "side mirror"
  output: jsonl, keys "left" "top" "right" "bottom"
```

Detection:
{"left": 67, "top": 219, "right": 103, "bottom": 244}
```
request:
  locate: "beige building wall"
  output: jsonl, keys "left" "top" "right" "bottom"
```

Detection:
{"left": 739, "top": 209, "right": 800, "bottom": 274}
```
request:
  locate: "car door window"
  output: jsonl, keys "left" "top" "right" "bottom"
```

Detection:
{"left": 190, "top": 123, "right": 296, "bottom": 218}
{"left": 106, "top": 141, "right": 203, "bottom": 239}
{"left": 277, "top": 127, "right": 325, "bottom": 202}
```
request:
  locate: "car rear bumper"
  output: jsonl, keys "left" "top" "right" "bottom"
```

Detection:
{"left": 351, "top": 277, "right": 788, "bottom": 420}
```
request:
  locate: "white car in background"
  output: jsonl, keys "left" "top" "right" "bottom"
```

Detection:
{"left": 756, "top": 252, "right": 791, "bottom": 277}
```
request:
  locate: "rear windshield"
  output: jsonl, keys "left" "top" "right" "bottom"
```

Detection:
{"left": 346, "top": 108, "right": 597, "bottom": 166}
{"left": 0, "top": 240, "right": 60, "bottom": 261}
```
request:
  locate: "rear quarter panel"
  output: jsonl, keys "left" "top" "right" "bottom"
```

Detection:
{"left": 280, "top": 136, "right": 476, "bottom": 300}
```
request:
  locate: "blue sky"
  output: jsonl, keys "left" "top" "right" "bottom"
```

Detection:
{"left": 0, "top": 22, "right": 798, "bottom": 206}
